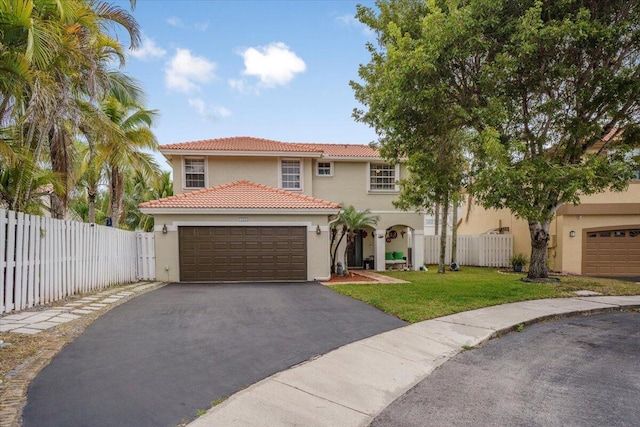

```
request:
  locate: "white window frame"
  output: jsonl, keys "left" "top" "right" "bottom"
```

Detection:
{"left": 315, "top": 161, "right": 333, "bottom": 177}
{"left": 367, "top": 162, "right": 400, "bottom": 192}
{"left": 183, "top": 157, "right": 207, "bottom": 189}
{"left": 279, "top": 158, "right": 303, "bottom": 191}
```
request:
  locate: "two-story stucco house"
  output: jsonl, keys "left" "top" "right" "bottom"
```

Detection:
{"left": 139, "top": 137, "right": 425, "bottom": 282}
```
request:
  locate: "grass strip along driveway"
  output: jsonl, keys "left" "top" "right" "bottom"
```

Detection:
{"left": 332, "top": 267, "right": 640, "bottom": 323}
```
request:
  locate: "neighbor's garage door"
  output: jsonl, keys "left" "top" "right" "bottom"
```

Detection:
{"left": 583, "top": 228, "right": 640, "bottom": 276}
{"left": 179, "top": 226, "right": 307, "bottom": 282}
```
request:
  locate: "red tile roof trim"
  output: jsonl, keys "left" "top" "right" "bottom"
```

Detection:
{"left": 160, "top": 136, "right": 380, "bottom": 158}
{"left": 139, "top": 180, "right": 341, "bottom": 210}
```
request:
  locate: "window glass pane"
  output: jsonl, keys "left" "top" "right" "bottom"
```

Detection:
{"left": 586, "top": 232, "right": 597, "bottom": 238}
{"left": 614, "top": 230, "right": 627, "bottom": 237}
{"left": 317, "top": 162, "right": 332, "bottom": 175}
{"left": 184, "top": 159, "right": 205, "bottom": 188}
{"left": 282, "top": 160, "right": 301, "bottom": 189}
{"left": 370, "top": 163, "right": 396, "bottom": 190}
{"left": 630, "top": 230, "right": 640, "bottom": 237}
{"left": 599, "top": 231, "right": 611, "bottom": 237}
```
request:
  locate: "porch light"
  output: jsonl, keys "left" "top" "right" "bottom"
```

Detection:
{"left": 569, "top": 230, "right": 576, "bottom": 238}
{"left": 316, "top": 225, "right": 322, "bottom": 235}
{"left": 162, "top": 224, "right": 168, "bottom": 234}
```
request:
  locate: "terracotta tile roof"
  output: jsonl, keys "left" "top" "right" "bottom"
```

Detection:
{"left": 590, "top": 127, "right": 620, "bottom": 152}
{"left": 301, "top": 143, "right": 380, "bottom": 158}
{"left": 161, "top": 136, "right": 321, "bottom": 153}
{"left": 139, "top": 180, "right": 341, "bottom": 210}
{"left": 160, "top": 136, "right": 381, "bottom": 158}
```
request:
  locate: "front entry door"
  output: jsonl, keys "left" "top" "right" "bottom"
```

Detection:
{"left": 347, "top": 230, "right": 363, "bottom": 268}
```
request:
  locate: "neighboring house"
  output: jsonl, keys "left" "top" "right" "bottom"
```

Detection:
{"left": 458, "top": 180, "right": 640, "bottom": 278}
{"left": 139, "top": 137, "right": 425, "bottom": 282}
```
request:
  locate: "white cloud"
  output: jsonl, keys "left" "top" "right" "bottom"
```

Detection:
{"left": 195, "top": 22, "right": 209, "bottom": 31}
{"left": 335, "top": 13, "right": 374, "bottom": 36}
{"left": 336, "top": 14, "right": 358, "bottom": 26}
{"left": 165, "top": 48, "right": 216, "bottom": 93}
{"left": 167, "top": 17, "right": 184, "bottom": 27}
{"left": 188, "top": 98, "right": 231, "bottom": 121}
{"left": 129, "top": 35, "right": 166, "bottom": 61}
{"left": 167, "top": 16, "right": 208, "bottom": 31}
{"left": 228, "top": 78, "right": 258, "bottom": 95}
{"left": 237, "top": 42, "right": 306, "bottom": 88}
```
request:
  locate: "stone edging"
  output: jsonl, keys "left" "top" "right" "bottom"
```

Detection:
{"left": 0, "top": 282, "right": 166, "bottom": 427}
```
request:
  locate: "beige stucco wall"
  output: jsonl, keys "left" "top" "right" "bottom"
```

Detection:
{"left": 166, "top": 154, "right": 424, "bottom": 228}
{"left": 577, "top": 181, "right": 640, "bottom": 203}
{"left": 169, "top": 154, "right": 415, "bottom": 213}
{"left": 312, "top": 160, "right": 408, "bottom": 211}
{"left": 555, "top": 214, "right": 640, "bottom": 275}
{"left": 151, "top": 213, "right": 335, "bottom": 282}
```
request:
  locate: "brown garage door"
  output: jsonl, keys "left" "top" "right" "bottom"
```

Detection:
{"left": 179, "top": 226, "right": 307, "bottom": 282}
{"left": 583, "top": 228, "right": 640, "bottom": 276}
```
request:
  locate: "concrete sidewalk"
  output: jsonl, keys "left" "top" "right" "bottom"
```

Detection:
{"left": 188, "top": 295, "right": 640, "bottom": 427}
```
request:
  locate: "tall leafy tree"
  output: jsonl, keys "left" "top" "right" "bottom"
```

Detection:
{"left": 354, "top": 0, "right": 640, "bottom": 279}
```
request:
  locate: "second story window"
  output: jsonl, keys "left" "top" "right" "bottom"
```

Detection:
{"left": 317, "top": 161, "right": 332, "bottom": 176}
{"left": 281, "top": 159, "right": 301, "bottom": 190}
{"left": 369, "top": 163, "right": 397, "bottom": 191}
{"left": 184, "top": 158, "right": 205, "bottom": 188}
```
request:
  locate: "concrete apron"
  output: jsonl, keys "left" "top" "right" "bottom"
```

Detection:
{"left": 188, "top": 296, "right": 640, "bottom": 427}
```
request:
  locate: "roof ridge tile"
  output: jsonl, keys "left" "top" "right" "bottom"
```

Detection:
{"left": 139, "top": 180, "right": 341, "bottom": 210}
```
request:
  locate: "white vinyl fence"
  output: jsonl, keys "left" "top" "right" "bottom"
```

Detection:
{"left": 1, "top": 209, "right": 156, "bottom": 314}
{"left": 136, "top": 232, "right": 156, "bottom": 281}
{"left": 425, "top": 234, "right": 513, "bottom": 267}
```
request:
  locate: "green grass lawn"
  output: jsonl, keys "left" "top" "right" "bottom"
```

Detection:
{"left": 332, "top": 267, "right": 640, "bottom": 323}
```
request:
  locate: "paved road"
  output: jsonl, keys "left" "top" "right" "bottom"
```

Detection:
{"left": 23, "top": 282, "right": 406, "bottom": 427}
{"left": 372, "top": 311, "right": 640, "bottom": 427}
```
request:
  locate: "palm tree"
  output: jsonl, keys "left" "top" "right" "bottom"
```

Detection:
{"left": 338, "top": 206, "right": 379, "bottom": 276}
{"left": 122, "top": 170, "right": 172, "bottom": 231}
{"left": 100, "top": 95, "right": 159, "bottom": 228}
{"left": 2, "top": 0, "right": 141, "bottom": 217}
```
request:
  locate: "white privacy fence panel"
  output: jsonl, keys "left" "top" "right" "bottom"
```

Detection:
{"left": 136, "top": 232, "right": 156, "bottom": 281}
{"left": 1, "top": 209, "right": 155, "bottom": 314}
{"left": 424, "top": 234, "right": 513, "bottom": 268}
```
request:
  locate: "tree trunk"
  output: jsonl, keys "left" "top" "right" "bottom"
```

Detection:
{"left": 434, "top": 204, "right": 440, "bottom": 235}
{"left": 438, "top": 193, "right": 449, "bottom": 274}
{"left": 109, "top": 166, "right": 124, "bottom": 228}
{"left": 50, "top": 193, "right": 65, "bottom": 220}
{"left": 527, "top": 220, "right": 550, "bottom": 279}
{"left": 329, "top": 227, "right": 338, "bottom": 273}
{"left": 451, "top": 194, "right": 458, "bottom": 265}
{"left": 88, "top": 188, "right": 96, "bottom": 224}
{"left": 332, "top": 226, "right": 347, "bottom": 274}
{"left": 343, "top": 232, "right": 353, "bottom": 277}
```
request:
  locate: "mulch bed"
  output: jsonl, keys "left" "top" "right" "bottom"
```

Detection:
{"left": 325, "top": 272, "right": 372, "bottom": 284}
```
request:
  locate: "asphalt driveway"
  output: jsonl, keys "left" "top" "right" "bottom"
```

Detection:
{"left": 372, "top": 311, "right": 640, "bottom": 427}
{"left": 23, "top": 282, "right": 406, "bottom": 427}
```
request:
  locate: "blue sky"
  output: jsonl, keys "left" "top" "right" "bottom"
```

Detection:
{"left": 113, "top": 0, "right": 379, "bottom": 168}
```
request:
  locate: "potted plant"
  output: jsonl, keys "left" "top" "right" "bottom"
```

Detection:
{"left": 510, "top": 253, "right": 529, "bottom": 272}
